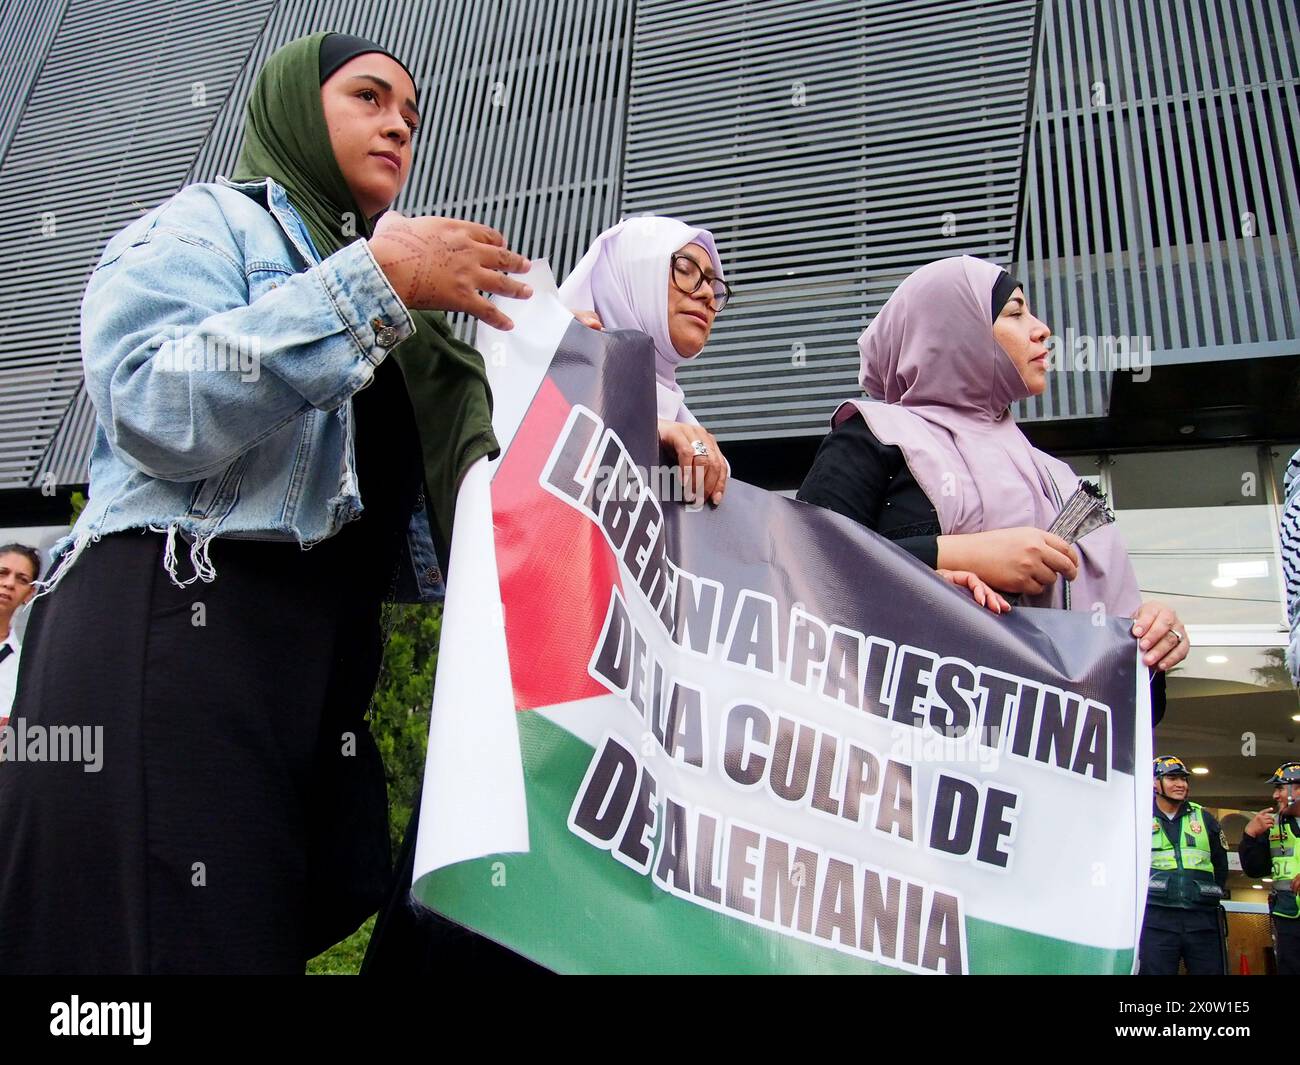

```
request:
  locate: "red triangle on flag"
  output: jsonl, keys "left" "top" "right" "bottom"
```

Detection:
{"left": 492, "top": 376, "right": 623, "bottom": 712}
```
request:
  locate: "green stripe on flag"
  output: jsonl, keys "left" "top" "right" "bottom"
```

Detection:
{"left": 414, "top": 712, "right": 1134, "bottom": 974}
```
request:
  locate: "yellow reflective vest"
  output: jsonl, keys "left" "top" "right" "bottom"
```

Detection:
{"left": 1149, "top": 802, "right": 1221, "bottom": 909}
{"left": 1269, "top": 818, "right": 1299, "bottom": 918}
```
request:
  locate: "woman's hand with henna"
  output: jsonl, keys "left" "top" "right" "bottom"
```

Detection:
{"left": 369, "top": 212, "right": 532, "bottom": 329}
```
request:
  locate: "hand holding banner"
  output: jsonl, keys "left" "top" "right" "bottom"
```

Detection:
{"left": 412, "top": 270, "right": 1151, "bottom": 974}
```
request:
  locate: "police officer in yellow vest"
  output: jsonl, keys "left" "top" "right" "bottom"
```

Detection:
{"left": 1140, "top": 755, "right": 1229, "bottom": 975}
{"left": 1239, "top": 760, "right": 1300, "bottom": 974}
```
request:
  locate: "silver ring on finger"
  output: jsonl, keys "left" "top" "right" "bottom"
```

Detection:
{"left": 691, "top": 439, "right": 709, "bottom": 458}
{"left": 1171, "top": 628, "right": 1184, "bottom": 644}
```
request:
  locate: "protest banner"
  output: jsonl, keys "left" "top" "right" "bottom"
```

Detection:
{"left": 411, "top": 266, "right": 1151, "bottom": 974}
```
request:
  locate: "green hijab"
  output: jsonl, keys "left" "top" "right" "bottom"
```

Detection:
{"left": 231, "top": 30, "right": 499, "bottom": 547}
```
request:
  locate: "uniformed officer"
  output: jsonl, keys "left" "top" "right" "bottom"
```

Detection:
{"left": 1239, "top": 760, "right": 1300, "bottom": 974}
{"left": 1139, "top": 755, "right": 1229, "bottom": 975}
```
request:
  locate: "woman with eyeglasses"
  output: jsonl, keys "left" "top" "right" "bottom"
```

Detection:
{"left": 361, "top": 218, "right": 737, "bottom": 977}
{"left": 559, "top": 216, "right": 733, "bottom": 506}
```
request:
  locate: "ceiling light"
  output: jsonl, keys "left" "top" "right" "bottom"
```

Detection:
{"left": 1191, "top": 766, "right": 1209, "bottom": 775}
{"left": 1206, "top": 654, "right": 1228, "bottom": 664}
{"left": 1211, "top": 577, "right": 1237, "bottom": 588}
{"left": 1179, "top": 424, "right": 1195, "bottom": 434}
{"left": 1252, "top": 884, "right": 1264, "bottom": 890}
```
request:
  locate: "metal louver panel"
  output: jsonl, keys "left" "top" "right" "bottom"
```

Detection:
{"left": 622, "top": 0, "right": 1041, "bottom": 440}
{"left": 0, "top": 0, "right": 276, "bottom": 489}
{"left": 186, "top": 0, "right": 635, "bottom": 311}
{"left": 1015, "top": 0, "right": 1300, "bottom": 422}
{"left": 35, "top": 0, "right": 637, "bottom": 483}
{"left": 0, "top": 0, "right": 67, "bottom": 164}
{"left": 27, "top": 1, "right": 1295, "bottom": 487}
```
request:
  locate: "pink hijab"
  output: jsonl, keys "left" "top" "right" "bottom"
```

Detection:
{"left": 834, "top": 255, "right": 1141, "bottom": 617}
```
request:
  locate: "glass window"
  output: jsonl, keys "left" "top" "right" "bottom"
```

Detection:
{"left": 1110, "top": 447, "right": 1284, "bottom": 627}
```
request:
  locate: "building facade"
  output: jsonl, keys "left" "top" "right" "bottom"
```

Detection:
{"left": 0, "top": 0, "right": 1296, "bottom": 966}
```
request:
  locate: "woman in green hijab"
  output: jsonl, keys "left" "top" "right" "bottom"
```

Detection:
{"left": 0, "top": 32, "right": 529, "bottom": 974}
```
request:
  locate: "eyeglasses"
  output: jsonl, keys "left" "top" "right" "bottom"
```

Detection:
{"left": 671, "top": 254, "right": 732, "bottom": 312}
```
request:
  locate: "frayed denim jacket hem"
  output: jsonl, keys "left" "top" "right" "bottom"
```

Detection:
{"left": 39, "top": 175, "right": 445, "bottom": 604}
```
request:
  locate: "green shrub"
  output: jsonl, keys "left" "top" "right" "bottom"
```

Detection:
{"left": 368, "top": 601, "right": 441, "bottom": 854}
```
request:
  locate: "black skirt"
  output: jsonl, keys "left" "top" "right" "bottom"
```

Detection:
{"left": 0, "top": 361, "right": 422, "bottom": 974}
{"left": 0, "top": 528, "right": 392, "bottom": 973}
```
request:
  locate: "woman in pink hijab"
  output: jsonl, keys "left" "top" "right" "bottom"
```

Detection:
{"left": 559, "top": 216, "right": 731, "bottom": 505}
{"left": 799, "top": 256, "right": 1188, "bottom": 705}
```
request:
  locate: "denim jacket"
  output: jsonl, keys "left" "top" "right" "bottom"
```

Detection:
{"left": 43, "top": 175, "right": 444, "bottom": 602}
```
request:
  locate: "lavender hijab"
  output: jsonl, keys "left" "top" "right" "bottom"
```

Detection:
{"left": 834, "top": 255, "right": 1141, "bottom": 617}
{"left": 558, "top": 216, "right": 724, "bottom": 424}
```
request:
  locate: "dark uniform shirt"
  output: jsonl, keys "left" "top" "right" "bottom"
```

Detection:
{"left": 1240, "top": 813, "right": 1299, "bottom": 914}
{"left": 1146, "top": 798, "right": 1230, "bottom": 931}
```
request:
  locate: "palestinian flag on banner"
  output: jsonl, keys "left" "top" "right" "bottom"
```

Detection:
{"left": 410, "top": 267, "right": 1151, "bottom": 975}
